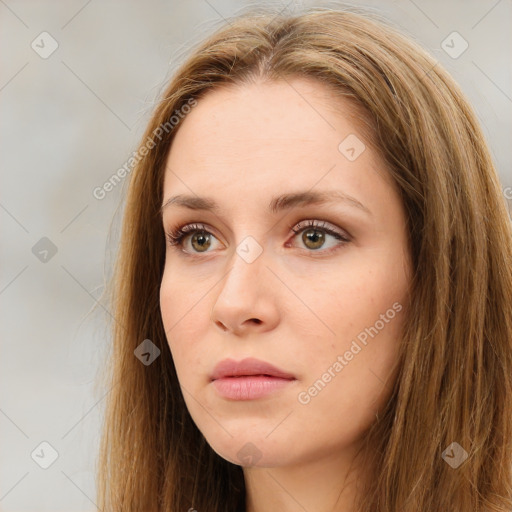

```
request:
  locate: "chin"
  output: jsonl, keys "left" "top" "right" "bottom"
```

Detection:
{"left": 204, "top": 431, "right": 290, "bottom": 468}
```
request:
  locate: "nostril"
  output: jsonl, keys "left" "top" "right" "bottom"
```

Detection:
{"left": 215, "top": 320, "right": 228, "bottom": 331}
{"left": 251, "top": 318, "right": 262, "bottom": 325}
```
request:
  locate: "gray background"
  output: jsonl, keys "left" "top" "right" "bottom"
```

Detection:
{"left": 1, "top": 0, "right": 511, "bottom": 510}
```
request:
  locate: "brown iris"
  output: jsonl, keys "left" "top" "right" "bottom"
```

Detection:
{"left": 190, "top": 231, "right": 211, "bottom": 252}
{"left": 302, "top": 228, "right": 325, "bottom": 250}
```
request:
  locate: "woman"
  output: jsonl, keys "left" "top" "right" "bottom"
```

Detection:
{"left": 97, "top": 6, "right": 512, "bottom": 512}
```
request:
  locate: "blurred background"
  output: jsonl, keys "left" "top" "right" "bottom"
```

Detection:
{"left": 1, "top": 0, "right": 511, "bottom": 510}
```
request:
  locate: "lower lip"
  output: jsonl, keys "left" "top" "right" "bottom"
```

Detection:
{"left": 212, "top": 375, "right": 295, "bottom": 400}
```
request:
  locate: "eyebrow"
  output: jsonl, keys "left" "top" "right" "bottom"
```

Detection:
{"left": 161, "top": 190, "right": 372, "bottom": 217}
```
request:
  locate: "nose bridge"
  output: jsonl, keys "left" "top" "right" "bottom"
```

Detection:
{"left": 220, "top": 235, "right": 267, "bottom": 299}
{"left": 209, "top": 225, "right": 283, "bottom": 332}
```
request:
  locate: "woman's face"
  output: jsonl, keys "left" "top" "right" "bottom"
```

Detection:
{"left": 160, "top": 78, "right": 411, "bottom": 468}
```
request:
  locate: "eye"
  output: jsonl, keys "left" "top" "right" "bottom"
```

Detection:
{"left": 287, "top": 220, "right": 350, "bottom": 255}
{"left": 165, "top": 220, "right": 351, "bottom": 256}
{"left": 165, "top": 223, "right": 220, "bottom": 254}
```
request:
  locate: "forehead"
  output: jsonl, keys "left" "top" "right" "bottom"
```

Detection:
{"left": 166, "top": 79, "right": 373, "bottom": 171}
{"left": 171, "top": 78, "right": 358, "bottom": 142}
{"left": 161, "top": 78, "right": 393, "bottom": 216}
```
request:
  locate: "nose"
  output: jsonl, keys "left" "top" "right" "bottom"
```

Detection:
{"left": 210, "top": 244, "right": 279, "bottom": 335}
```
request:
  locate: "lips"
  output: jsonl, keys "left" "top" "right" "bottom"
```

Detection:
{"left": 210, "top": 357, "right": 295, "bottom": 381}
{"left": 210, "top": 357, "right": 296, "bottom": 400}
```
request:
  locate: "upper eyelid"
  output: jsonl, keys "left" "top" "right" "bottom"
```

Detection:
{"left": 290, "top": 219, "right": 346, "bottom": 233}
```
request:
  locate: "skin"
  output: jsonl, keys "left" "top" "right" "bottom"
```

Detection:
{"left": 160, "top": 77, "right": 411, "bottom": 512}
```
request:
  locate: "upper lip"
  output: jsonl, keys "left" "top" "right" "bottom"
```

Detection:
{"left": 210, "top": 357, "right": 296, "bottom": 381}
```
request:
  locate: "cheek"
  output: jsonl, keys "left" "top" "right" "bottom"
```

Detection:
{"left": 159, "top": 270, "right": 201, "bottom": 381}
{"left": 310, "top": 265, "right": 405, "bottom": 345}
{"left": 298, "top": 262, "right": 406, "bottom": 410}
{"left": 159, "top": 264, "right": 206, "bottom": 334}
{"left": 159, "top": 271, "right": 178, "bottom": 345}
{"left": 296, "top": 309, "right": 403, "bottom": 448}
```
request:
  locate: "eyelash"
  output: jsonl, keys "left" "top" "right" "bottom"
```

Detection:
{"left": 165, "top": 220, "right": 351, "bottom": 257}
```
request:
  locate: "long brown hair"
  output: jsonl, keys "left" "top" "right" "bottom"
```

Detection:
{"left": 97, "top": 6, "right": 512, "bottom": 511}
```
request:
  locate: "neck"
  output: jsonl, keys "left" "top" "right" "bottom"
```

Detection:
{"left": 242, "top": 444, "right": 365, "bottom": 512}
